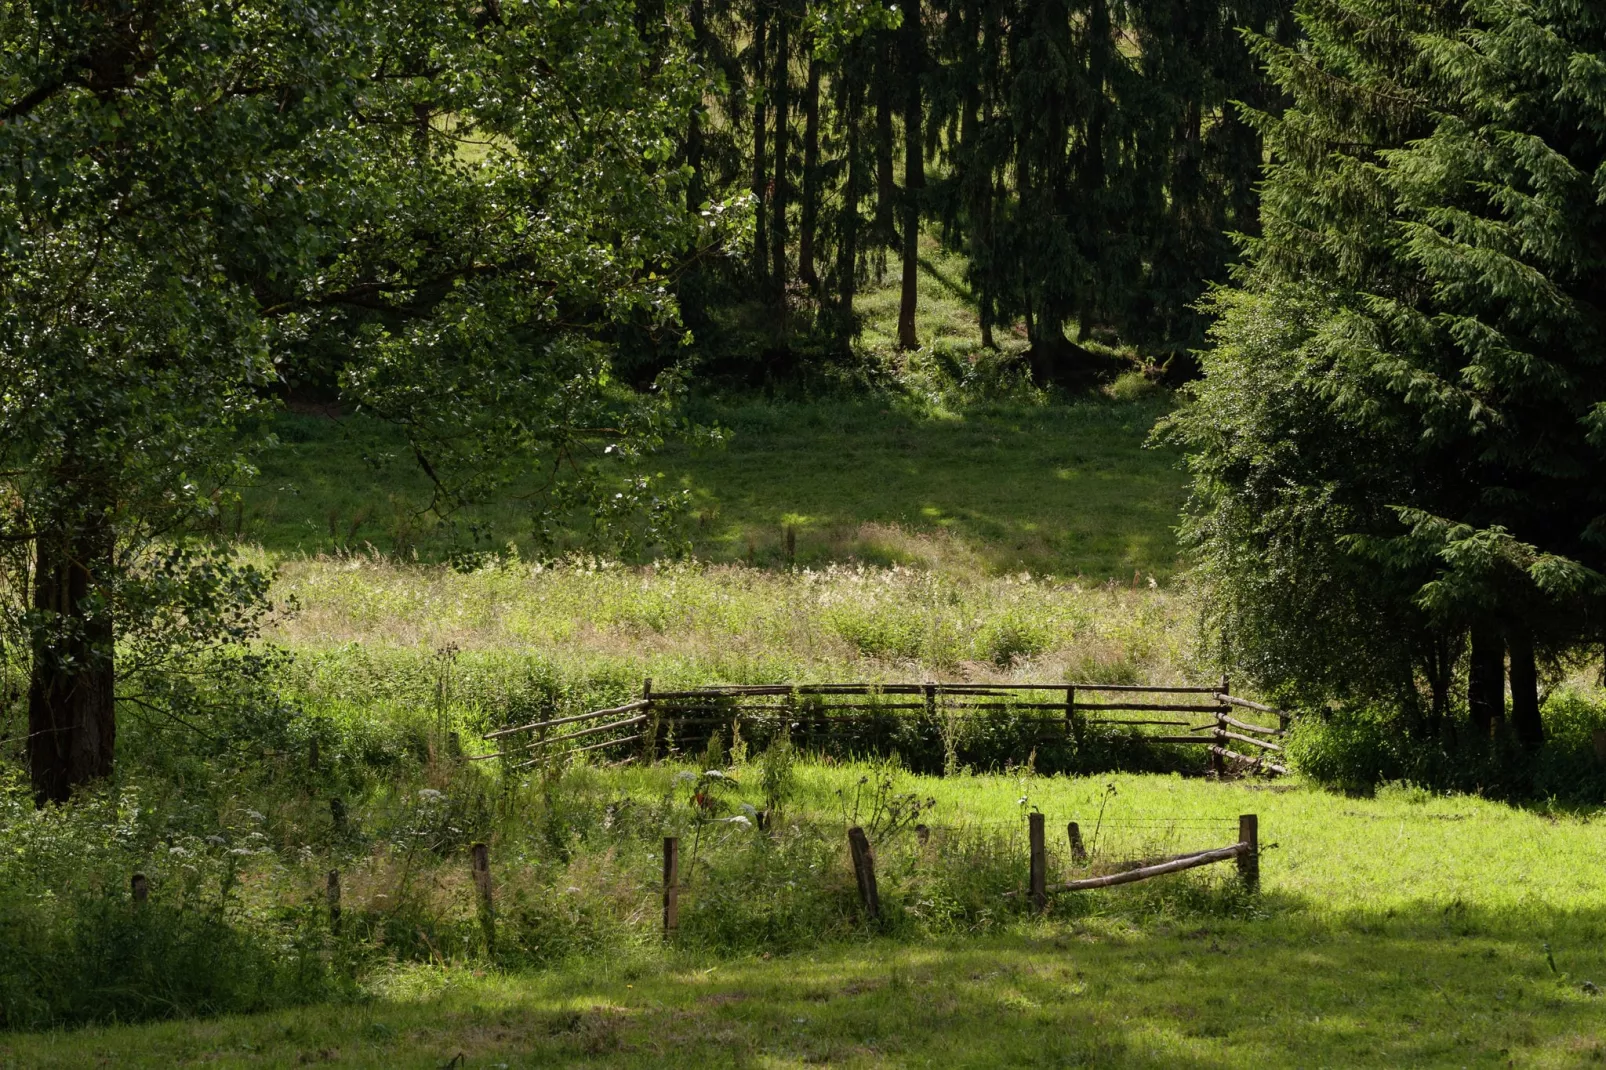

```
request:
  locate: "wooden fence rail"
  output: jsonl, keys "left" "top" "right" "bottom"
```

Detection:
{"left": 478, "top": 680, "right": 1290, "bottom": 775}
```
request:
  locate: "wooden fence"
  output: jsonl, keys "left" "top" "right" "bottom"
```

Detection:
{"left": 478, "top": 679, "right": 1289, "bottom": 775}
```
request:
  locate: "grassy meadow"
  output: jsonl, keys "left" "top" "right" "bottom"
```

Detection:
{"left": 5, "top": 770, "right": 1606, "bottom": 1068}
{"left": 5, "top": 262, "right": 1606, "bottom": 1069}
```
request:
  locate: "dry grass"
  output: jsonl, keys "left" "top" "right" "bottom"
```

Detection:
{"left": 258, "top": 538, "right": 1197, "bottom": 690}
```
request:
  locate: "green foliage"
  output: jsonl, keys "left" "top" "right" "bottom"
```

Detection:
{"left": 1286, "top": 688, "right": 1606, "bottom": 802}
{"left": 1168, "top": 0, "right": 1606, "bottom": 723}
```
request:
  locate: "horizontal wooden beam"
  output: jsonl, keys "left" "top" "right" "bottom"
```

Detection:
{"left": 486, "top": 700, "right": 648, "bottom": 739}
{"left": 526, "top": 714, "right": 647, "bottom": 750}
{"left": 1047, "top": 842, "right": 1247, "bottom": 892}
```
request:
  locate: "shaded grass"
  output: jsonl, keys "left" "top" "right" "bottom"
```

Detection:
{"left": 240, "top": 393, "right": 1185, "bottom": 580}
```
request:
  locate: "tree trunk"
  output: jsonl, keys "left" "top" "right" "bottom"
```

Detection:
{"left": 28, "top": 513, "right": 116, "bottom": 806}
{"left": 1506, "top": 628, "right": 1543, "bottom": 749}
{"left": 834, "top": 64, "right": 863, "bottom": 340}
{"left": 798, "top": 52, "right": 821, "bottom": 292}
{"left": 751, "top": 8, "right": 769, "bottom": 284}
{"left": 874, "top": 27, "right": 896, "bottom": 249}
{"left": 896, "top": 0, "right": 923, "bottom": 351}
{"left": 1467, "top": 624, "right": 1504, "bottom": 738}
{"left": 679, "top": 0, "right": 709, "bottom": 328}
{"left": 769, "top": 9, "right": 790, "bottom": 305}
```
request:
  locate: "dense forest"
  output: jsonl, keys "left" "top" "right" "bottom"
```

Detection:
{"left": 656, "top": 0, "right": 1291, "bottom": 385}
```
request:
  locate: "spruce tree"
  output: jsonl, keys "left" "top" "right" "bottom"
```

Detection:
{"left": 1171, "top": 0, "right": 1606, "bottom": 742}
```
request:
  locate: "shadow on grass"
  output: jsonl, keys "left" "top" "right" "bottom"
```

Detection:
{"left": 13, "top": 899, "right": 1605, "bottom": 1068}
{"left": 240, "top": 396, "right": 1187, "bottom": 579}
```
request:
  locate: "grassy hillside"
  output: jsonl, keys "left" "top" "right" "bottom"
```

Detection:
{"left": 242, "top": 394, "right": 1185, "bottom": 581}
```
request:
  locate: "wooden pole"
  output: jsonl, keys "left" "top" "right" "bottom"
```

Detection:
{"left": 470, "top": 842, "right": 495, "bottom": 954}
{"left": 1066, "top": 685, "right": 1081, "bottom": 743}
{"left": 848, "top": 826, "right": 880, "bottom": 921}
{"left": 1068, "top": 821, "right": 1087, "bottom": 863}
{"left": 1028, "top": 813, "right": 1047, "bottom": 914}
{"left": 131, "top": 873, "right": 148, "bottom": 905}
{"left": 916, "top": 823, "right": 930, "bottom": 847}
{"left": 662, "top": 836, "right": 680, "bottom": 935}
{"left": 327, "top": 869, "right": 342, "bottom": 933}
{"left": 1237, "top": 814, "right": 1259, "bottom": 892}
{"left": 640, "top": 677, "right": 657, "bottom": 764}
{"left": 1211, "top": 711, "right": 1227, "bottom": 777}
{"left": 1043, "top": 842, "right": 1245, "bottom": 893}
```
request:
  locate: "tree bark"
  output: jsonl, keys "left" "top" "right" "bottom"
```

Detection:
{"left": 769, "top": 8, "right": 790, "bottom": 305}
{"left": 751, "top": 6, "right": 769, "bottom": 284}
{"left": 874, "top": 25, "right": 896, "bottom": 248}
{"left": 798, "top": 51, "right": 821, "bottom": 293}
{"left": 28, "top": 512, "right": 116, "bottom": 806}
{"left": 1467, "top": 624, "right": 1504, "bottom": 738}
{"left": 834, "top": 62, "right": 863, "bottom": 340}
{"left": 896, "top": 0, "right": 923, "bottom": 351}
{"left": 1506, "top": 628, "right": 1543, "bottom": 749}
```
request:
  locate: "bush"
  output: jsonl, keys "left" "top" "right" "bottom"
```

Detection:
{"left": 1286, "top": 688, "right": 1606, "bottom": 802}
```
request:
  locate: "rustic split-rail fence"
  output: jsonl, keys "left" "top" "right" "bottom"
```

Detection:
{"left": 478, "top": 678, "right": 1290, "bottom": 776}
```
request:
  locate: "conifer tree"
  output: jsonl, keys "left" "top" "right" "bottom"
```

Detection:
{"left": 1171, "top": 0, "right": 1606, "bottom": 742}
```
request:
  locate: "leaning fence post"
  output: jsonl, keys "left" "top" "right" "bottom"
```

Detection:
{"left": 471, "top": 842, "right": 496, "bottom": 954}
{"left": 848, "top": 826, "right": 880, "bottom": 922}
{"left": 1029, "top": 813, "right": 1047, "bottom": 914}
{"left": 1068, "top": 821, "right": 1087, "bottom": 863}
{"left": 1237, "top": 814, "right": 1259, "bottom": 893}
{"left": 131, "top": 873, "right": 148, "bottom": 906}
{"left": 327, "top": 869, "right": 342, "bottom": 933}
{"left": 662, "top": 836, "right": 680, "bottom": 935}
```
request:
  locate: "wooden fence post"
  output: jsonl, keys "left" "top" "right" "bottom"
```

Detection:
{"left": 848, "top": 826, "right": 880, "bottom": 922}
{"left": 1068, "top": 821, "right": 1087, "bottom": 863}
{"left": 131, "top": 873, "right": 148, "bottom": 906}
{"left": 1066, "top": 685, "right": 1082, "bottom": 743}
{"left": 327, "top": 869, "right": 342, "bottom": 933}
{"left": 1211, "top": 713, "right": 1227, "bottom": 777}
{"left": 1028, "top": 813, "right": 1047, "bottom": 914}
{"left": 471, "top": 842, "right": 495, "bottom": 954}
{"left": 662, "top": 836, "right": 680, "bottom": 935}
{"left": 915, "top": 823, "right": 930, "bottom": 847}
{"left": 1237, "top": 813, "right": 1259, "bottom": 893}
{"left": 639, "top": 678, "right": 657, "bottom": 764}
{"left": 1213, "top": 673, "right": 1230, "bottom": 777}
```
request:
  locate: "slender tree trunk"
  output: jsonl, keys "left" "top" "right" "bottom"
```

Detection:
{"left": 686, "top": 0, "right": 707, "bottom": 212}
{"left": 835, "top": 67, "right": 863, "bottom": 340}
{"left": 874, "top": 27, "right": 896, "bottom": 249}
{"left": 896, "top": 0, "right": 923, "bottom": 350}
{"left": 799, "top": 52, "right": 821, "bottom": 293}
{"left": 1467, "top": 624, "right": 1504, "bottom": 738}
{"left": 751, "top": 7, "right": 769, "bottom": 283}
{"left": 1507, "top": 628, "right": 1543, "bottom": 749}
{"left": 769, "top": 9, "right": 790, "bottom": 305}
{"left": 679, "top": 0, "right": 708, "bottom": 328}
{"left": 28, "top": 510, "right": 116, "bottom": 806}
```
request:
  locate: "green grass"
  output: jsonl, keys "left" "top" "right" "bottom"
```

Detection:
{"left": 6, "top": 771, "right": 1606, "bottom": 1068}
{"left": 243, "top": 394, "right": 1185, "bottom": 580}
